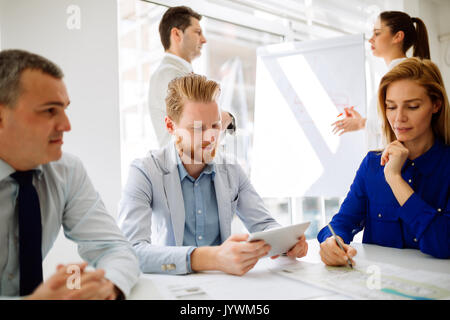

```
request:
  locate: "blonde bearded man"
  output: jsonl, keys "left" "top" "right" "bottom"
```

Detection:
{"left": 119, "top": 74, "right": 308, "bottom": 275}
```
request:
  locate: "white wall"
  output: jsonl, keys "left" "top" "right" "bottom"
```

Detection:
{"left": 436, "top": 1, "right": 450, "bottom": 88}
{"left": 0, "top": 0, "right": 122, "bottom": 279}
{"left": 401, "top": 0, "right": 450, "bottom": 87}
{"left": 402, "top": 0, "right": 439, "bottom": 61}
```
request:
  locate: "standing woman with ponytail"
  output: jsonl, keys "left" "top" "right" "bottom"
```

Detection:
{"left": 332, "top": 11, "right": 431, "bottom": 150}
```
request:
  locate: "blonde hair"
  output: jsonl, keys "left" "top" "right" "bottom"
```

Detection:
{"left": 378, "top": 57, "right": 450, "bottom": 145}
{"left": 165, "top": 73, "right": 221, "bottom": 123}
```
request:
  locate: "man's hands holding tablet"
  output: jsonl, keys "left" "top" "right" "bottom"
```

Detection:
{"left": 270, "top": 235, "right": 308, "bottom": 260}
{"left": 213, "top": 233, "right": 307, "bottom": 275}
{"left": 215, "top": 234, "right": 271, "bottom": 276}
{"left": 190, "top": 233, "right": 271, "bottom": 276}
{"left": 191, "top": 223, "right": 310, "bottom": 276}
{"left": 247, "top": 222, "right": 310, "bottom": 259}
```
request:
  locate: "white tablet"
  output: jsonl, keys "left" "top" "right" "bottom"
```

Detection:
{"left": 247, "top": 221, "right": 311, "bottom": 257}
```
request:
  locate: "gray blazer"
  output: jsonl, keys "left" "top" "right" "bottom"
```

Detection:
{"left": 148, "top": 54, "right": 192, "bottom": 148}
{"left": 118, "top": 143, "right": 280, "bottom": 274}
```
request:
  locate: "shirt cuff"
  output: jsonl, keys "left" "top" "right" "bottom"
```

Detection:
{"left": 186, "top": 246, "right": 197, "bottom": 273}
{"left": 396, "top": 192, "right": 437, "bottom": 239}
{"left": 317, "top": 227, "right": 331, "bottom": 243}
{"left": 317, "top": 225, "right": 352, "bottom": 244}
{"left": 104, "top": 266, "right": 139, "bottom": 299}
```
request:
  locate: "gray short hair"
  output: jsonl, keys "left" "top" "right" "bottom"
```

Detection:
{"left": 0, "top": 49, "right": 64, "bottom": 107}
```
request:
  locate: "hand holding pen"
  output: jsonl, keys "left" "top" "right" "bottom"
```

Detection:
{"left": 319, "top": 224, "right": 357, "bottom": 267}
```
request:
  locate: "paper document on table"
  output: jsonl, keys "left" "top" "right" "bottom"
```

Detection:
{"left": 148, "top": 276, "right": 212, "bottom": 300}
{"left": 148, "top": 272, "right": 327, "bottom": 300}
{"left": 270, "top": 259, "right": 450, "bottom": 300}
{"left": 144, "top": 259, "right": 333, "bottom": 300}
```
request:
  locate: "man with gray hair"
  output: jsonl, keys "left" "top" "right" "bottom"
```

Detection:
{"left": 0, "top": 49, "right": 140, "bottom": 299}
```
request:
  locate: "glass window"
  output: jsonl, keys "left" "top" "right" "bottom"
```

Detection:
{"left": 118, "top": 0, "right": 390, "bottom": 241}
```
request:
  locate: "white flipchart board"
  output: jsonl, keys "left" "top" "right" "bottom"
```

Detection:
{"left": 251, "top": 34, "right": 367, "bottom": 198}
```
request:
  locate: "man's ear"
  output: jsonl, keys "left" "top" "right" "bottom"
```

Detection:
{"left": 170, "top": 27, "right": 183, "bottom": 45}
{"left": 165, "top": 116, "right": 176, "bottom": 134}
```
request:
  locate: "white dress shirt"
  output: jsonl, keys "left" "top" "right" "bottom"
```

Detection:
{"left": 366, "top": 57, "right": 406, "bottom": 150}
{"left": 148, "top": 53, "right": 193, "bottom": 148}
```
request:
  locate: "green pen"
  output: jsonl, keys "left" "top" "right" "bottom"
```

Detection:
{"left": 327, "top": 223, "right": 353, "bottom": 268}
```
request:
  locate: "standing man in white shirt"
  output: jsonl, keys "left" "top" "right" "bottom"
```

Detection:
{"left": 0, "top": 49, "right": 140, "bottom": 299}
{"left": 149, "top": 6, "right": 234, "bottom": 148}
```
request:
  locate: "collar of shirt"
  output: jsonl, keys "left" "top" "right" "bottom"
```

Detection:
{"left": 175, "top": 149, "right": 216, "bottom": 183}
{"left": 402, "top": 138, "right": 446, "bottom": 176}
{"left": 0, "top": 158, "right": 44, "bottom": 182}
{"left": 165, "top": 52, "right": 193, "bottom": 73}
{"left": 387, "top": 57, "right": 406, "bottom": 71}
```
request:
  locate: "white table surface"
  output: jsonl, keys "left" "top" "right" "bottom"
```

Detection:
{"left": 128, "top": 240, "right": 450, "bottom": 300}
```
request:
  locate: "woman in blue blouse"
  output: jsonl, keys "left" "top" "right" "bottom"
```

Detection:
{"left": 318, "top": 58, "right": 450, "bottom": 264}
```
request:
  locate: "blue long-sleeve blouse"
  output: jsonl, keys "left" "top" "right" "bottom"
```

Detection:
{"left": 317, "top": 139, "right": 450, "bottom": 259}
